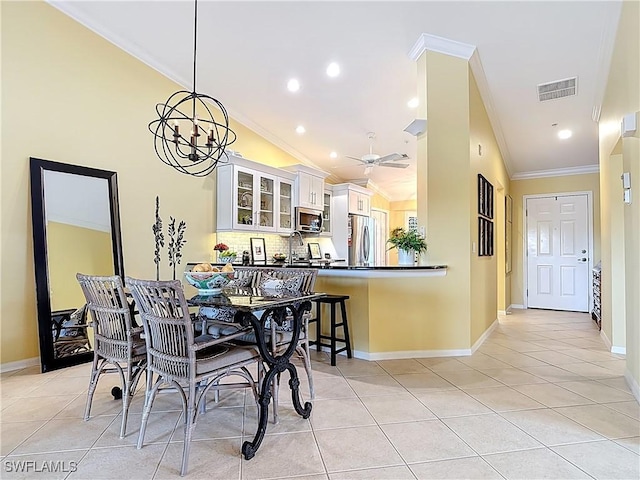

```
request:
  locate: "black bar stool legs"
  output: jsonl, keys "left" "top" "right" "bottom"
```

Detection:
{"left": 310, "top": 295, "right": 352, "bottom": 366}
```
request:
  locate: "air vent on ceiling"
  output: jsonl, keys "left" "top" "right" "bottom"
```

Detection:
{"left": 537, "top": 77, "right": 578, "bottom": 102}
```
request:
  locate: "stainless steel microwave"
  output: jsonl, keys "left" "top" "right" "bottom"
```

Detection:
{"left": 295, "top": 207, "right": 323, "bottom": 233}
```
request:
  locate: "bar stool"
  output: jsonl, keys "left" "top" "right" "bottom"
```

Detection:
{"left": 309, "top": 295, "right": 352, "bottom": 366}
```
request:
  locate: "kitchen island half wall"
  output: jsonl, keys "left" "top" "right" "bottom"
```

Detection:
{"left": 315, "top": 265, "right": 495, "bottom": 360}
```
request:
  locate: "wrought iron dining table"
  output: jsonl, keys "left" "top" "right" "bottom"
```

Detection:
{"left": 187, "top": 286, "right": 324, "bottom": 460}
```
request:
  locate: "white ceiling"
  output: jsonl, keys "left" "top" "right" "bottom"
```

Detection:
{"left": 50, "top": 1, "right": 622, "bottom": 201}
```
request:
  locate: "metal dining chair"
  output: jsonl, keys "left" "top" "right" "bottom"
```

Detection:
{"left": 76, "top": 273, "right": 146, "bottom": 439}
{"left": 126, "top": 276, "right": 261, "bottom": 476}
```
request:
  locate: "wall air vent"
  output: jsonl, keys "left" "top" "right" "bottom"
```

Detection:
{"left": 537, "top": 77, "right": 578, "bottom": 102}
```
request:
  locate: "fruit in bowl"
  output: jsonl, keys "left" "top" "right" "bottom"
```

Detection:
{"left": 273, "top": 253, "right": 287, "bottom": 262}
{"left": 184, "top": 263, "right": 234, "bottom": 295}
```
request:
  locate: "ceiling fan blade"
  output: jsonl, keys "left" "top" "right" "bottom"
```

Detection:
{"left": 345, "top": 155, "right": 365, "bottom": 162}
{"left": 378, "top": 162, "right": 409, "bottom": 169}
{"left": 376, "top": 153, "right": 409, "bottom": 163}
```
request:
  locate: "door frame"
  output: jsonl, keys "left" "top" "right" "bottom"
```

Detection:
{"left": 522, "top": 191, "right": 594, "bottom": 311}
{"left": 371, "top": 207, "right": 389, "bottom": 266}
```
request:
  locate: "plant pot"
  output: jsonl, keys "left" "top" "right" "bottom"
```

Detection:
{"left": 219, "top": 254, "right": 236, "bottom": 264}
{"left": 397, "top": 249, "right": 415, "bottom": 266}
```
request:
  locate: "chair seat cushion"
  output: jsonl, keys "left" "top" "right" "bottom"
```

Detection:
{"left": 132, "top": 332, "right": 146, "bottom": 356}
{"left": 196, "top": 344, "right": 260, "bottom": 375}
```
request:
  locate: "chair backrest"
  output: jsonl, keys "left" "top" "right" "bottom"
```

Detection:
{"left": 263, "top": 268, "right": 318, "bottom": 292}
{"left": 231, "top": 267, "right": 318, "bottom": 292}
{"left": 76, "top": 273, "right": 135, "bottom": 362}
{"left": 125, "top": 277, "right": 194, "bottom": 381}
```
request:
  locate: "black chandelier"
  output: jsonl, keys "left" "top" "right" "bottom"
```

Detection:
{"left": 149, "top": 0, "right": 236, "bottom": 176}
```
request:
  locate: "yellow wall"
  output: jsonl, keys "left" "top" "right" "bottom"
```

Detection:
{"left": 0, "top": 2, "right": 303, "bottom": 364}
{"left": 316, "top": 275, "right": 471, "bottom": 354}
{"left": 468, "top": 69, "right": 510, "bottom": 342}
{"left": 48, "top": 223, "right": 113, "bottom": 311}
{"left": 422, "top": 51, "right": 472, "bottom": 346}
{"left": 598, "top": 0, "right": 639, "bottom": 392}
{"left": 509, "top": 174, "right": 601, "bottom": 308}
{"left": 388, "top": 199, "right": 417, "bottom": 265}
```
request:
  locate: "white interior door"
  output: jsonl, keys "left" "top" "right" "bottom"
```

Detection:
{"left": 526, "top": 194, "right": 590, "bottom": 312}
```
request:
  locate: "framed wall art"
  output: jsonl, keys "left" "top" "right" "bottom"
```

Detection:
{"left": 250, "top": 237, "right": 266, "bottom": 264}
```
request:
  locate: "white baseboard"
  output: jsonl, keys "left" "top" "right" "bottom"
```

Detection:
{"left": 471, "top": 318, "right": 498, "bottom": 354}
{"left": 509, "top": 304, "right": 525, "bottom": 310}
{"left": 611, "top": 345, "right": 627, "bottom": 355}
{"left": 0, "top": 357, "right": 39, "bottom": 373}
{"left": 600, "top": 330, "right": 612, "bottom": 350}
{"left": 624, "top": 370, "right": 640, "bottom": 403}
{"left": 353, "top": 348, "right": 472, "bottom": 361}
{"left": 599, "top": 330, "right": 626, "bottom": 355}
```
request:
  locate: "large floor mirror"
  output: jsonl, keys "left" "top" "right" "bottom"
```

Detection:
{"left": 30, "top": 158, "right": 124, "bottom": 372}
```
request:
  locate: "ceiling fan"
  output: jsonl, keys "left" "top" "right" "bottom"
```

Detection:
{"left": 345, "top": 132, "right": 410, "bottom": 175}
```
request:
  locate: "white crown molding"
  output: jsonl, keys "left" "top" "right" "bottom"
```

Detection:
{"left": 469, "top": 50, "right": 513, "bottom": 178}
{"left": 511, "top": 164, "right": 600, "bottom": 180}
{"left": 47, "top": 1, "right": 331, "bottom": 176}
{"left": 349, "top": 179, "right": 391, "bottom": 201}
{"left": 409, "top": 33, "right": 476, "bottom": 61}
{"left": 591, "top": 2, "right": 623, "bottom": 122}
{"left": 408, "top": 34, "right": 513, "bottom": 178}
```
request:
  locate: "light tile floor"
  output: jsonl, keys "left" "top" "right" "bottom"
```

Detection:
{"left": 1, "top": 309, "right": 639, "bottom": 479}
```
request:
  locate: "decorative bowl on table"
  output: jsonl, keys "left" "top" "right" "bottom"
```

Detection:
{"left": 272, "top": 253, "right": 287, "bottom": 262}
{"left": 184, "top": 270, "right": 234, "bottom": 295}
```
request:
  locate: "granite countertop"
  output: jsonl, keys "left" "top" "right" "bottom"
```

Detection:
{"left": 189, "top": 261, "right": 447, "bottom": 270}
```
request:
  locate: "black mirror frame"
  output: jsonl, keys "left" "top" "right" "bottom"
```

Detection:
{"left": 29, "top": 157, "right": 125, "bottom": 372}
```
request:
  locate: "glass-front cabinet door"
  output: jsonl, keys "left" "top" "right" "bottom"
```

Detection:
{"left": 234, "top": 168, "right": 255, "bottom": 231}
{"left": 321, "top": 190, "right": 332, "bottom": 236}
{"left": 233, "top": 168, "right": 277, "bottom": 232}
{"left": 257, "top": 174, "right": 276, "bottom": 232}
{"left": 278, "top": 180, "right": 294, "bottom": 233}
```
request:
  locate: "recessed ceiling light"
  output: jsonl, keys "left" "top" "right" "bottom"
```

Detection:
{"left": 326, "top": 62, "right": 340, "bottom": 77}
{"left": 407, "top": 97, "right": 419, "bottom": 108}
{"left": 330, "top": 151, "right": 337, "bottom": 159}
{"left": 287, "top": 78, "right": 300, "bottom": 92}
{"left": 558, "top": 129, "right": 572, "bottom": 139}
{"left": 296, "top": 125, "right": 306, "bottom": 134}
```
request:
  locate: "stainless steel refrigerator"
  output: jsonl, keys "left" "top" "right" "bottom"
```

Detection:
{"left": 348, "top": 214, "right": 376, "bottom": 266}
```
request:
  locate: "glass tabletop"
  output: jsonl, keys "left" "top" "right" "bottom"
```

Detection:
{"left": 187, "top": 286, "right": 324, "bottom": 312}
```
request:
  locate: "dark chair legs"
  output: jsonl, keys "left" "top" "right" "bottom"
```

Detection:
{"left": 309, "top": 295, "right": 352, "bottom": 366}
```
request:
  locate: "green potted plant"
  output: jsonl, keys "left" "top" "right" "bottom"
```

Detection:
{"left": 386, "top": 227, "right": 427, "bottom": 265}
{"left": 214, "top": 243, "right": 237, "bottom": 263}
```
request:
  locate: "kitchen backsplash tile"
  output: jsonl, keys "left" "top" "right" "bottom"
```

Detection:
{"left": 215, "top": 232, "right": 337, "bottom": 262}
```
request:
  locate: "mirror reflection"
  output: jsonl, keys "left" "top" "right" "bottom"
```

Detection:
{"left": 44, "top": 171, "right": 115, "bottom": 359}
{"left": 30, "top": 158, "right": 124, "bottom": 372}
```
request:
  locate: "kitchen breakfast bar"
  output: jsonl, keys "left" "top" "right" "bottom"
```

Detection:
{"left": 307, "top": 264, "right": 470, "bottom": 361}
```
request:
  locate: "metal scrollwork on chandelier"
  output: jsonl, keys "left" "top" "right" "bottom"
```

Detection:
{"left": 149, "top": 0, "right": 236, "bottom": 177}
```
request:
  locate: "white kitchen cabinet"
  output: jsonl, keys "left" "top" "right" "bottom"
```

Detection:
{"left": 333, "top": 183, "right": 373, "bottom": 216}
{"left": 283, "top": 165, "right": 329, "bottom": 211}
{"left": 277, "top": 179, "right": 294, "bottom": 233}
{"left": 216, "top": 155, "right": 296, "bottom": 233}
{"left": 348, "top": 190, "right": 370, "bottom": 216}
{"left": 321, "top": 188, "right": 332, "bottom": 236}
{"left": 297, "top": 172, "right": 324, "bottom": 209}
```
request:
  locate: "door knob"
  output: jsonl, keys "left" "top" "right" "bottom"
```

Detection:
{"left": 578, "top": 258, "right": 587, "bottom": 262}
